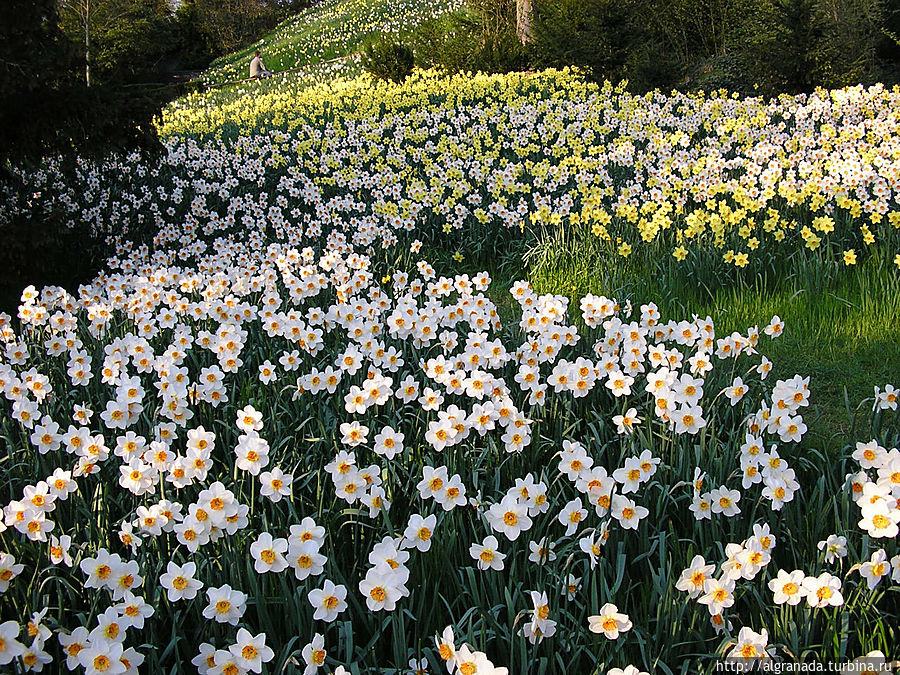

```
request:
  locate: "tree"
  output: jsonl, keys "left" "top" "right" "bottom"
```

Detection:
{"left": 171, "top": 0, "right": 217, "bottom": 68}
{"left": 58, "top": 0, "right": 172, "bottom": 86}
{"left": 516, "top": 0, "right": 533, "bottom": 43}
{"left": 193, "top": 0, "right": 280, "bottom": 55}
{"left": 361, "top": 35, "right": 414, "bottom": 83}
{"left": 816, "top": 0, "right": 883, "bottom": 88}
{"left": 56, "top": 0, "right": 93, "bottom": 85}
{"left": 636, "top": 0, "right": 746, "bottom": 67}
{"left": 760, "top": 0, "right": 826, "bottom": 92}
{"left": 410, "top": 0, "right": 527, "bottom": 74}
{"left": 272, "top": 0, "right": 314, "bottom": 15}
{"left": 532, "top": 0, "right": 641, "bottom": 82}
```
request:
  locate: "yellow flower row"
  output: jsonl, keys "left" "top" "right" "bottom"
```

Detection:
{"left": 158, "top": 69, "right": 900, "bottom": 267}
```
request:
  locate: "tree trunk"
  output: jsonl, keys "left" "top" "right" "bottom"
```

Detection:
{"left": 84, "top": 0, "right": 91, "bottom": 87}
{"left": 516, "top": 0, "right": 533, "bottom": 43}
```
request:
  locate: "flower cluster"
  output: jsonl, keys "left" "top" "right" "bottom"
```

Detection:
{"left": 0, "top": 19, "right": 898, "bottom": 669}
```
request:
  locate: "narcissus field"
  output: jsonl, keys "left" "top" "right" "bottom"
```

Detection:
{"left": 1, "top": 1, "right": 899, "bottom": 674}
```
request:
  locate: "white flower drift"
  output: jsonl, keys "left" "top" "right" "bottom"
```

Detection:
{"left": 1, "top": 75, "right": 899, "bottom": 672}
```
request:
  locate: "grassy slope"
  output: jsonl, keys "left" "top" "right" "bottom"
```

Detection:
{"left": 201, "top": 0, "right": 460, "bottom": 86}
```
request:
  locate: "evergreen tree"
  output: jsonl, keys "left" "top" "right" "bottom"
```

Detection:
{"left": 532, "top": 0, "right": 641, "bottom": 84}
{"left": 172, "top": 0, "right": 217, "bottom": 68}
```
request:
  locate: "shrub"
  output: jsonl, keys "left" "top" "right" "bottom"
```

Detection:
{"left": 361, "top": 35, "right": 415, "bottom": 84}
{"left": 681, "top": 54, "right": 756, "bottom": 94}
{"left": 410, "top": 0, "right": 529, "bottom": 75}
{"left": 529, "top": 0, "right": 748, "bottom": 91}
{"left": 531, "top": 0, "right": 636, "bottom": 83}
{"left": 531, "top": 0, "right": 897, "bottom": 96}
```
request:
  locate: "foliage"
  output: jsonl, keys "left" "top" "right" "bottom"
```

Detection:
{"left": 0, "top": 0, "right": 166, "bottom": 181}
{"left": 410, "top": 0, "right": 529, "bottom": 74}
{"left": 57, "top": 0, "right": 174, "bottom": 86}
{"left": 170, "top": 0, "right": 219, "bottom": 70}
{"left": 170, "top": 0, "right": 315, "bottom": 71}
{"left": 730, "top": 0, "right": 887, "bottom": 93}
{"left": 191, "top": 0, "right": 898, "bottom": 98}
{"left": 90, "top": 0, "right": 172, "bottom": 82}
{"left": 815, "top": 0, "right": 884, "bottom": 89}
{"left": 527, "top": 0, "right": 896, "bottom": 95}
{"left": 646, "top": 0, "right": 747, "bottom": 64}
{"left": 361, "top": 35, "right": 415, "bottom": 83}
{"left": 193, "top": 0, "right": 283, "bottom": 55}
{"left": 530, "top": 0, "right": 762, "bottom": 90}
{"left": 530, "top": 0, "right": 650, "bottom": 86}
{"left": 740, "top": 0, "right": 830, "bottom": 93}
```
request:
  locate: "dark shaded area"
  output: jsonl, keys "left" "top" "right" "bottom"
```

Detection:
{"left": 0, "top": 204, "right": 102, "bottom": 317}
{"left": 1, "top": 1, "right": 159, "bottom": 163}
{"left": 405, "top": 0, "right": 900, "bottom": 94}
{"left": 361, "top": 35, "right": 415, "bottom": 83}
{"left": 0, "top": 1, "right": 186, "bottom": 318}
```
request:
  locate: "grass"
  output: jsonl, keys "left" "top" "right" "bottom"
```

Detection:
{"left": 201, "top": 0, "right": 459, "bottom": 87}
{"left": 425, "top": 219, "right": 900, "bottom": 452}
{"left": 508, "top": 227, "right": 900, "bottom": 451}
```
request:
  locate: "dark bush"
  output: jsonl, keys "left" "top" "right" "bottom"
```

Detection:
{"left": 410, "top": 0, "right": 528, "bottom": 75}
{"left": 529, "top": 0, "right": 897, "bottom": 96}
{"left": 681, "top": 54, "right": 756, "bottom": 94}
{"left": 878, "top": 0, "right": 900, "bottom": 78}
{"left": 532, "top": 0, "right": 646, "bottom": 86}
{"left": 361, "top": 35, "right": 415, "bottom": 84}
{"left": 735, "top": 0, "right": 827, "bottom": 93}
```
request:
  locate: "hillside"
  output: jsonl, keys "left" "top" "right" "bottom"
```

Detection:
{"left": 3, "top": 1, "right": 900, "bottom": 672}
{"left": 201, "top": 0, "right": 462, "bottom": 87}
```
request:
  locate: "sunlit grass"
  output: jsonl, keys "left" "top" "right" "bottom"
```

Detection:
{"left": 201, "top": 0, "right": 460, "bottom": 87}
